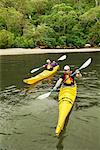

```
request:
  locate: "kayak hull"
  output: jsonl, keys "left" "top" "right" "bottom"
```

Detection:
{"left": 23, "top": 65, "right": 59, "bottom": 85}
{"left": 56, "top": 85, "right": 77, "bottom": 136}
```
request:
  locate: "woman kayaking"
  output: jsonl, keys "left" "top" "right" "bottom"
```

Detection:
{"left": 53, "top": 65, "right": 82, "bottom": 90}
{"left": 43, "top": 59, "right": 58, "bottom": 71}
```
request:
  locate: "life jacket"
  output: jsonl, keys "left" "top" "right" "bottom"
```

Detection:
{"left": 46, "top": 64, "right": 53, "bottom": 71}
{"left": 62, "top": 73, "right": 74, "bottom": 86}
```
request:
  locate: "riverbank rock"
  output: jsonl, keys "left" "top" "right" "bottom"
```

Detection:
{"left": 85, "top": 44, "right": 91, "bottom": 48}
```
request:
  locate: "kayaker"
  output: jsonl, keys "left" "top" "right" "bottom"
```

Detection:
{"left": 43, "top": 59, "right": 58, "bottom": 71}
{"left": 51, "top": 61, "right": 58, "bottom": 67}
{"left": 53, "top": 65, "right": 82, "bottom": 90}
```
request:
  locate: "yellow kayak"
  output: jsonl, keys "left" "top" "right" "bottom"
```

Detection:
{"left": 55, "top": 84, "right": 77, "bottom": 136}
{"left": 23, "top": 65, "right": 59, "bottom": 85}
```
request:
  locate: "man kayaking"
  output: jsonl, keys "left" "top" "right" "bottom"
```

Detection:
{"left": 43, "top": 59, "right": 58, "bottom": 71}
{"left": 53, "top": 65, "right": 82, "bottom": 90}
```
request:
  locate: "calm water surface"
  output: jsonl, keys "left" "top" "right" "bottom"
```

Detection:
{"left": 0, "top": 52, "right": 100, "bottom": 150}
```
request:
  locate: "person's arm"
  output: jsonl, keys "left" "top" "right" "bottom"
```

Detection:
{"left": 75, "top": 69, "right": 82, "bottom": 78}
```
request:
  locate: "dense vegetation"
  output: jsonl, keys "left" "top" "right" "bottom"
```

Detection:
{"left": 0, "top": 0, "right": 100, "bottom": 49}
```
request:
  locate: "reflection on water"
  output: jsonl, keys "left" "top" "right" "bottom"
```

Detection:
{"left": 0, "top": 52, "right": 100, "bottom": 150}
{"left": 56, "top": 114, "right": 70, "bottom": 150}
{"left": 75, "top": 70, "right": 100, "bottom": 111}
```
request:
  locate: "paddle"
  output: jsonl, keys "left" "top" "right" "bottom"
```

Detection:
{"left": 30, "top": 55, "right": 67, "bottom": 73}
{"left": 71, "top": 57, "right": 92, "bottom": 76}
{"left": 37, "top": 58, "right": 92, "bottom": 100}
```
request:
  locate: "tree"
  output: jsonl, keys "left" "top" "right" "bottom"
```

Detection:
{"left": 78, "top": 6, "right": 100, "bottom": 46}
{"left": 31, "top": 0, "right": 49, "bottom": 15}
{"left": 0, "top": 29, "right": 14, "bottom": 48}
{"left": 0, "top": 16, "right": 6, "bottom": 30}
{"left": 88, "top": 21, "right": 100, "bottom": 46}
{"left": 23, "top": 21, "right": 35, "bottom": 39}
{"left": 79, "top": 6, "right": 100, "bottom": 32}
{"left": 95, "top": 0, "right": 100, "bottom": 6}
{"left": 14, "top": 36, "right": 35, "bottom": 48}
{"left": 0, "top": 0, "right": 34, "bottom": 16}
{"left": 33, "top": 24, "right": 56, "bottom": 48}
{"left": 40, "top": 4, "right": 77, "bottom": 34}
{"left": 0, "top": 0, "right": 99, "bottom": 48}
{"left": 0, "top": 7, "right": 24, "bottom": 36}
{"left": 51, "top": 3, "right": 73, "bottom": 13}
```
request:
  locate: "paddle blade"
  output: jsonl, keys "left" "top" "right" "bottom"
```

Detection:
{"left": 57, "top": 55, "right": 67, "bottom": 61}
{"left": 31, "top": 66, "right": 43, "bottom": 73}
{"left": 79, "top": 58, "right": 92, "bottom": 70}
{"left": 31, "top": 68, "right": 40, "bottom": 73}
{"left": 37, "top": 92, "right": 51, "bottom": 100}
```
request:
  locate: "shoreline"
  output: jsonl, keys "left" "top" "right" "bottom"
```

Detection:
{"left": 0, "top": 48, "right": 100, "bottom": 55}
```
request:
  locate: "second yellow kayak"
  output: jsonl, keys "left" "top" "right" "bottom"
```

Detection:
{"left": 23, "top": 65, "right": 59, "bottom": 85}
{"left": 55, "top": 84, "right": 77, "bottom": 136}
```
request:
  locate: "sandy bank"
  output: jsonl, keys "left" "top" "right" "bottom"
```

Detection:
{"left": 0, "top": 48, "right": 100, "bottom": 55}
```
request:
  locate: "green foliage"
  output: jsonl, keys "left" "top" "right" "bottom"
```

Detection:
{"left": 0, "top": 16, "right": 6, "bottom": 30}
{"left": 0, "top": 29, "right": 14, "bottom": 48}
{"left": 79, "top": 6, "right": 100, "bottom": 44}
{"left": 0, "top": 0, "right": 34, "bottom": 15}
{"left": 88, "top": 21, "right": 100, "bottom": 46}
{"left": 52, "top": 3, "right": 73, "bottom": 13}
{"left": 41, "top": 8, "right": 78, "bottom": 35}
{"left": 73, "top": 0, "right": 95, "bottom": 14}
{"left": 0, "top": 0, "right": 99, "bottom": 48}
{"left": 80, "top": 6, "right": 100, "bottom": 26}
{"left": 66, "top": 34, "right": 86, "bottom": 48}
{"left": 31, "top": 0, "right": 49, "bottom": 15}
{"left": 14, "top": 36, "right": 35, "bottom": 48}
{"left": 0, "top": 7, "right": 24, "bottom": 36}
{"left": 57, "top": 36, "right": 66, "bottom": 47}
{"left": 23, "top": 21, "right": 35, "bottom": 39}
{"left": 32, "top": 24, "right": 56, "bottom": 48}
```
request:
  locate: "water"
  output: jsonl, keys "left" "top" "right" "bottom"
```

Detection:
{"left": 0, "top": 52, "right": 100, "bottom": 150}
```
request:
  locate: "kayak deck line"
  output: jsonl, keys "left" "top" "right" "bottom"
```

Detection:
{"left": 58, "top": 97, "right": 73, "bottom": 104}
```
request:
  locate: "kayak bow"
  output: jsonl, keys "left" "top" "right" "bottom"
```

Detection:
{"left": 56, "top": 84, "right": 77, "bottom": 136}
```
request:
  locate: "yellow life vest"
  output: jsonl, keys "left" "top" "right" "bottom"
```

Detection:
{"left": 63, "top": 74, "right": 74, "bottom": 85}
